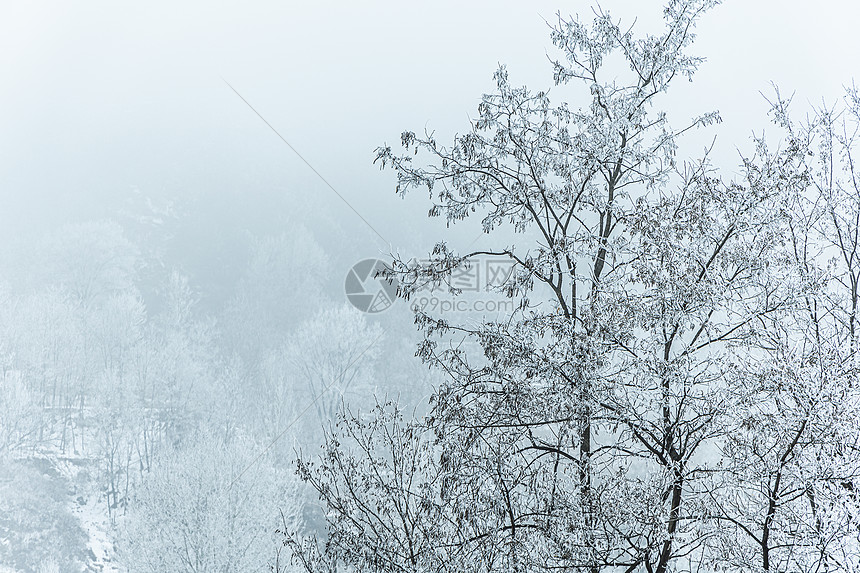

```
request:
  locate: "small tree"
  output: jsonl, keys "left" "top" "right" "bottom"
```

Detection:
{"left": 120, "top": 430, "right": 304, "bottom": 573}
{"left": 284, "top": 403, "right": 449, "bottom": 573}
{"left": 0, "top": 369, "right": 42, "bottom": 455}
{"left": 277, "top": 304, "right": 383, "bottom": 441}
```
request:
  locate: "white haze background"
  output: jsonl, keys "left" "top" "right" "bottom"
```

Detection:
{"left": 0, "top": 1, "right": 858, "bottom": 572}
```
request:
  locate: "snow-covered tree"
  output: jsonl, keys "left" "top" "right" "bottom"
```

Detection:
{"left": 0, "top": 369, "right": 42, "bottom": 455}
{"left": 285, "top": 402, "right": 448, "bottom": 573}
{"left": 289, "top": 2, "right": 860, "bottom": 573}
{"left": 223, "top": 228, "right": 332, "bottom": 361}
{"left": 704, "top": 88, "right": 860, "bottom": 573}
{"left": 253, "top": 303, "right": 383, "bottom": 450}
{"left": 120, "top": 430, "right": 304, "bottom": 573}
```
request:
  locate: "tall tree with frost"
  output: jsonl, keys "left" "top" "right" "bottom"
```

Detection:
{"left": 373, "top": 1, "right": 749, "bottom": 570}
{"left": 287, "top": 2, "right": 860, "bottom": 572}
{"left": 707, "top": 89, "right": 860, "bottom": 572}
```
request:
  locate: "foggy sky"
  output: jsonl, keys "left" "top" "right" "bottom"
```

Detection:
{"left": 1, "top": 0, "right": 858, "bottom": 258}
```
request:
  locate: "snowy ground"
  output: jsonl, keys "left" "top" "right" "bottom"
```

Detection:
{"left": 53, "top": 455, "right": 124, "bottom": 573}
{"left": 0, "top": 451, "right": 124, "bottom": 573}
